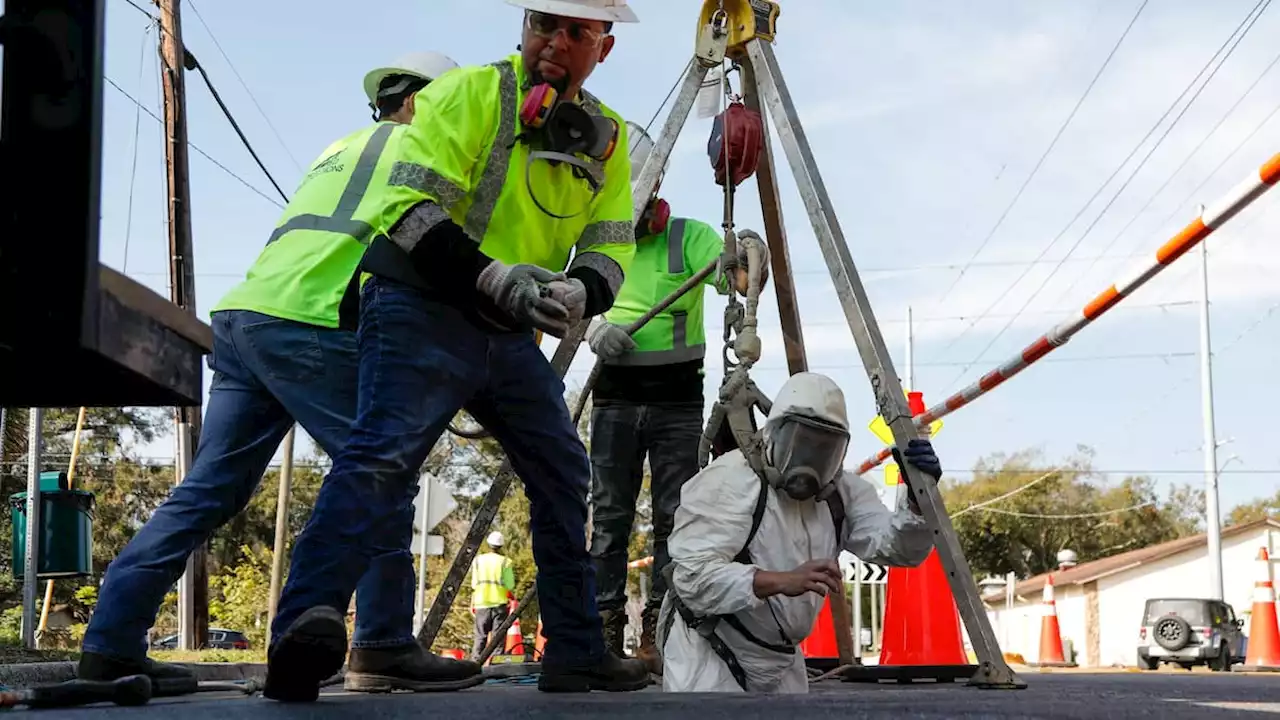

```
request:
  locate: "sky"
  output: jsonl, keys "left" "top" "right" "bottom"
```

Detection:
{"left": 68, "top": 0, "right": 1280, "bottom": 517}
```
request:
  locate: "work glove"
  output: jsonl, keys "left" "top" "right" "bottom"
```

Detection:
{"left": 587, "top": 317, "right": 637, "bottom": 361}
{"left": 892, "top": 438, "right": 942, "bottom": 516}
{"left": 475, "top": 260, "right": 569, "bottom": 336}
{"left": 544, "top": 277, "right": 588, "bottom": 327}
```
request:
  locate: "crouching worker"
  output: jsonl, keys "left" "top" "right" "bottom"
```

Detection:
{"left": 658, "top": 372, "right": 941, "bottom": 693}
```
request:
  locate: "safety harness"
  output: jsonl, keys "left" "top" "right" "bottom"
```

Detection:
{"left": 663, "top": 472, "right": 846, "bottom": 691}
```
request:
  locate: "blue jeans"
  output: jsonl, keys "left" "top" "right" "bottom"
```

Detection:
{"left": 589, "top": 403, "right": 703, "bottom": 615}
{"left": 82, "top": 310, "right": 418, "bottom": 661}
{"left": 271, "top": 276, "right": 603, "bottom": 666}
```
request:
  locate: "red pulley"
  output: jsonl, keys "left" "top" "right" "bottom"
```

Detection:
{"left": 707, "top": 101, "right": 764, "bottom": 188}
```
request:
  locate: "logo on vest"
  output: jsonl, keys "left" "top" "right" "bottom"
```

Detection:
{"left": 305, "top": 151, "right": 345, "bottom": 181}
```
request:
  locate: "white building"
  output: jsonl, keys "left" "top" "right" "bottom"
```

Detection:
{"left": 981, "top": 518, "right": 1280, "bottom": 668}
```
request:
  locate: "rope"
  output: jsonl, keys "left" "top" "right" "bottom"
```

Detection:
{"left": 973, "top": 502, "right": 1156, "bottom": 520}
{"left": 951, "top": 470, "right": 1061, "bottom": 519}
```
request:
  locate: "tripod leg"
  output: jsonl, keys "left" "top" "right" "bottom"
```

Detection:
{"left": 743, "top": 38, "right": 1023, "bottom": 690}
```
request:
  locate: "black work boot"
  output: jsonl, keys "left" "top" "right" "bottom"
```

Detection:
{"left": 538, "top": 650, "right": 650, "bottom": 693}
{"left": 77, "top": 651, "right": 199, "bottom": 697}
{"left": 636, "top": 606, "right": 662, "bottom": 676}
{"left": 600, "top": 608, "right": 627, "bottom": 658}
{"left": 344, "top": 642, "right": 485, "bottom": 693}
{"left": 264, "top": 606, "right": 348, "bottom": 703}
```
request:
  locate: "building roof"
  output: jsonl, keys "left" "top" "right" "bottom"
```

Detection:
{"left": 980, "top": 518, "right": 1280, "bottom": 604}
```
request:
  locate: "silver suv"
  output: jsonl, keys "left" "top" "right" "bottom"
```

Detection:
{"left": 1137, "top": 598, "right": 1243, "bottom": 671}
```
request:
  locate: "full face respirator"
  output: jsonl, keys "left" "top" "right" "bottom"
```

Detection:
{"left": 519, "top": 83, "right": 619, "bottom": 218}
{"left": 763, "top": 415, "right": 851, "bottom": 501}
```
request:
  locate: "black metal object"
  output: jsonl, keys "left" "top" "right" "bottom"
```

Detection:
{"left": 841, "top": 663, "right": 982, "bottom": 685}
{"left": 0, "top": 0, "right": 210, "bottom": 407}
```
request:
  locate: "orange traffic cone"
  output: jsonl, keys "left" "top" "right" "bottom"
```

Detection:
{"left": 1240, "top": 547, "right": 1280, "bottom": 671}
{"left": 534, "top": 617, "right": 547, "bottom": 659}
{"left": 1034, "top": 575, "right": 1074, "bottom": 667}
{"left": 439, "top": 648, "right": 465, "bottom": 660}
{"left": 800, "top": 596, "right": 840, "bottom": 659}
{"left": 504, "top": 618, "right": 524, "bottom": 655}
{"left": 879, "top": 548, "right": 968, "bottom": 666}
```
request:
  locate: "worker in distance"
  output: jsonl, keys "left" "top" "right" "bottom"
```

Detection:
{"left": 659, "top": 372, "right": 942, "bottom": 692}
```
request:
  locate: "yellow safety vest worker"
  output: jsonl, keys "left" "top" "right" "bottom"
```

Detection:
{"left": 471, "top": 552, "right": 514, "bottom": 610}
{"left": 214, "top": 121, "right": 412, "bottom": 328}
{"left": 357, "top": 54, "right": 635, "bottom": 324}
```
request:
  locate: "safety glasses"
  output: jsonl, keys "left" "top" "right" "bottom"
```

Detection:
{"left": 525, "top": 11, "right": 607, "bottom": 47}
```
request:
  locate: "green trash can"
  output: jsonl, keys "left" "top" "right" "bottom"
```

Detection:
{"left": 10, "top": 471, "right": 95, "bottom": 580}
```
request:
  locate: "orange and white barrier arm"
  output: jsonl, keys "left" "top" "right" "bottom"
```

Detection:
{"left": 856, "top": 152, "right": 1280, "bottom": 476}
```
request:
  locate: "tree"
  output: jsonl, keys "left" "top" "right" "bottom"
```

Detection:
{"left": 943, "top": 447, "right": 1203, "bottom": 579}
{"left": 1226, "top": 491, "right": 1280, "bottom": 526}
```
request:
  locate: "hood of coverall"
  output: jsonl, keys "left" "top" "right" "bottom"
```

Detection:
{"left": 763, "top": 372, "right": 851, "bottom": 501}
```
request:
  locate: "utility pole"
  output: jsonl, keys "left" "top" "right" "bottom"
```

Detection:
{"left": 158, "top": 0, "right": 208, "bottom": 650}
{"left": 1198, "top": 239, "right": 1223, "bottom": 601}
{"left": 267, "top": 427, "right": 296, "bottom": 645}
{"left": 22, "top": 408, "right": 43, "bottom": 649}
{"left": 414, "top": 479, "right": 432, "bottom": 634}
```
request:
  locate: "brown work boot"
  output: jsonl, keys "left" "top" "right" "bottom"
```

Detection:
{"left": 636, "top": 607, "right": 662, "bottom": 675}
{"left": 344, "top": 642, "right": 485, "bottom": 693}
{"left": 600, "top": 608, "right": 627, "bottom": 657}
{"left": 537, "top": 651, "right": 650, "bottom": 693}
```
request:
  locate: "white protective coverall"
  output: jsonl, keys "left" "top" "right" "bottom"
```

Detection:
{"left": 659, "top": 373, "right": 935, "bottom": 693}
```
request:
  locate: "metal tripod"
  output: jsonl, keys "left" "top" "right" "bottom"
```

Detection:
{"left": 419, "top": 1, "right": 1023, "bottom": 689}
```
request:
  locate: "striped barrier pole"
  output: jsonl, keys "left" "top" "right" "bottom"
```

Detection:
{"left": 855, "top": 151, "right": 1280, "bottom": 476}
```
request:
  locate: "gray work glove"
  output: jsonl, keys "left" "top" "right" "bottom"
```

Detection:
{"left": 476, "top": 260, "right": 570, "bottom": 335}
{"left": 587, "top": 317, "right": 637, "bottom": 361}
{"left": 544, "top": 277, "right": 587, "bottom": 326}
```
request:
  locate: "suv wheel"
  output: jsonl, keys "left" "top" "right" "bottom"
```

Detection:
{"left": 1154, "top": 616, "right": 1192, "bottom": 651}
{"left": 1138, "top": 656, "right": 1158, "bottom": 671}
{"left": 1210, "top": 645, "right": 1231, "bottom": 672}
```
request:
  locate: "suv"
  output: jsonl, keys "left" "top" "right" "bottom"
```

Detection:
{"left": 1137, "top": 598, "right": 1243, "bottom": 671}
{"left": 153, "top": 628, "right": 250, "bottom": 651}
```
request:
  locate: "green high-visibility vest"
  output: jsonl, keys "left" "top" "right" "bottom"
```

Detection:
{"left": 214, "top": 121, "right": 413, "bottom": 328}
{"left": 471, "top": 552, "right": 514, "bottom": 610}
{"left": 603, "top": 217, "right": 731, "bottom": 366}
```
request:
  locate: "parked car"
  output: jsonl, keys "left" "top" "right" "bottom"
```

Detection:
{"left": 152, "top": 628, "right": 250, "bottom": 651}
{"left": 1137, "top": 597, "right": 1243, "bottom": 671}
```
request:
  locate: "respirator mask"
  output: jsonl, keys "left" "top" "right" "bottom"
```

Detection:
{"left": 520, "top": 83, "right": 619, "bottom": 218}
{"left": 765, "top": 415, "right": 850, "bottom": 501}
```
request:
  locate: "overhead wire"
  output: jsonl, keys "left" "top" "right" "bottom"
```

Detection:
{"left": 186, "top": 0, "right": 304, "bottom": 173}
{"left": 970, "top": 503, "right": 1155, "bottom": 520}
{"left": 1049, "top": 20, "right": 1280, "bottom": 307}
{"left": 936, "top": 0, "right": 1273, "bottom": 392}
{"left": 929, "top": 0, "right": 1150, "bottom": 311}
{"left": 121, "top": 21, "right": 156, "bottom": 273}
{"left": 104, "top": 75, "right": 285, "bottom": 209}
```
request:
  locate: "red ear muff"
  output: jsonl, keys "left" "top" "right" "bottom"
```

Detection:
{"left": 648, "top": 198, "right": 670, "bottom": 235}
{"left": 520, "top": 83, "right": 558, "bottom": 128}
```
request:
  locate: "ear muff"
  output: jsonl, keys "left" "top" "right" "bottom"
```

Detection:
{"left": 637, "top": 197, "right": 670, "bottom": 238}
{"left": 520, "top": 83, "right": 559, "bottom": 129}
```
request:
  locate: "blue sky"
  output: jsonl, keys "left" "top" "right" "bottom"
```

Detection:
{"left": 86, "top": 0, "right": 1280, "bottom": 515}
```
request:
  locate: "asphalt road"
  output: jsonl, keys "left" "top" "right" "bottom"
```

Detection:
{"left": 17, "top": 671, "right": 1280, "bottom": 718}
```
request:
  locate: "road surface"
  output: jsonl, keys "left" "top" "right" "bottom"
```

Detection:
{"left": 20, "top": 671, "right": 1280, "bottom": 718}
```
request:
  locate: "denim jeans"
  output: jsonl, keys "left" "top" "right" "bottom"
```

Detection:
{"left": 270, "top": 276, "right": 603, "bottom": 666}
{"left": 82, "top": 310, "right": 418, "bottom": 661}
{"left": 589, "top": 403, "right": 704, "bottom": 614}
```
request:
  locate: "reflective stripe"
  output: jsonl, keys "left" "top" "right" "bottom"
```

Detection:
{"left": 266, "top": 123, "right": 396, "bottom": 246}
{"left": 463, "top": 60, "right": 520, "bottom": 241}
{"left": 569, "top": 251, "right": 624, "bottom": 296}
{"left": 672, "top": 310, "right": 688, "bottom": 347}
{"left": 667, "top": 218, "right": 686, "bottom": 274}
{"left": 390, "top": 202, "right": 452, "bottom": 254}
{"left": 576, "top": 220, "right": 635, "bottom": 253}
{"left": 387, "top": 161, "right": 468, "bottom": 208}
{"left": 607, "top": 342, "right": 706, "bottom": 366}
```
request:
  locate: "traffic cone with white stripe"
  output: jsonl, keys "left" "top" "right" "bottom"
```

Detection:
{"left": 504, "top": 617, "right": 524, "bottom": 656}
{"left": 1240, "top": 547, "right": 1280, "bottom": 671}
{"left": 1034, "top": 575, "right": 1074, "bottom": 667}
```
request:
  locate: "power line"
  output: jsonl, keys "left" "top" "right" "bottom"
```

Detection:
{"left": 186, "top": 0, "right": 304, "bottom": 173}
{"left": 929, "top": 0, "right": 1151, "bottom": 311}
{"left": 118, "top": 0, "right": 156, "bottom": 21}
{"left": 968, "top": 502, "right": 1156, "bottom": 520}
{"left": 937, "top": 0, "right": 1273, "bottom": 391}
{"left": 104, "top": 75, "right": 285, "bottom": 209}
{"left": 121, "top": 22, "right": 155, "bottom": 274}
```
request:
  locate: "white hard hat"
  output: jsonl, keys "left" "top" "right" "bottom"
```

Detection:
{"left": 505, "top": 0, "right": 639, "bottom": 23}
{"left": 766, "top": 372, "right": 850, "bottom": 433}
{"left": 487, "top": 531, "right": 505, "bottom": 548}
{"left": 363, "top": 51, "right": 460, "bottom": 105}
{"left": 625, "top": 121, "right": 655, "bottom": 183}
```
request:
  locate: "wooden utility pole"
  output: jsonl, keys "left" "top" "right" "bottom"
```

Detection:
{"left": 157, "top": 0, "right": 208, "bottom": 651}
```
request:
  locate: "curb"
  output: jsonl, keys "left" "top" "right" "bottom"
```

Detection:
{"left": 0, "top": 662, "right": 267, "bottom": 689}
